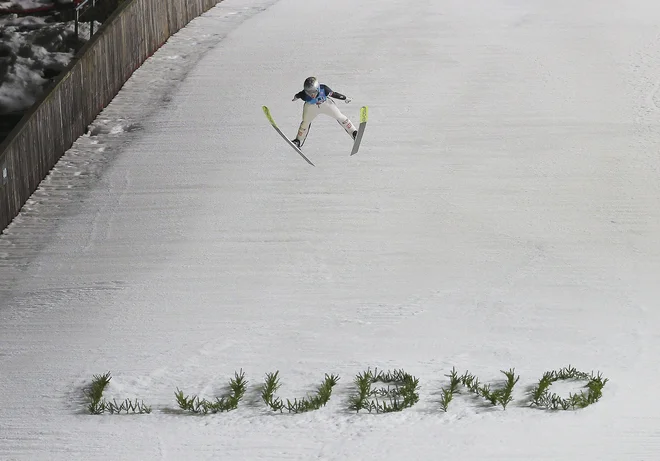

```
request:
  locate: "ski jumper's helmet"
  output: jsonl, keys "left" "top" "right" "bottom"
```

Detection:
{"left": 304, "top": 77, "right": 320, "bottom": 97}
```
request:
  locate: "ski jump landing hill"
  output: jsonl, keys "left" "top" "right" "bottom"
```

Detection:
{"left": 0, "top": 0, "right": 222, "bottom": 233}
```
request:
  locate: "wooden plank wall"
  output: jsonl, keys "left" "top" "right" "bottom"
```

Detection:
{"left": 0, "top": 0, "right": 219, "bottom": 232}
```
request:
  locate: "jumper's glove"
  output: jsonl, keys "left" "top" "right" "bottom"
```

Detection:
{"left": 292, "top": 95, "right": 299, "bottom": 101}
{"left": 344, "top": 97, "right": 352, "bottom": 104}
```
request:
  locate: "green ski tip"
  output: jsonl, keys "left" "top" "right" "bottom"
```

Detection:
{"left": 262, "top": 106, "right": 277, "bottom": 127}
{"left": 360, "top": 106, "right": 368, "bottom": 124}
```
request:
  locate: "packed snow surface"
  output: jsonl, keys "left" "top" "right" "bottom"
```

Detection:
{"left": 2, "top": 0, "right": 660, "bottom": 459}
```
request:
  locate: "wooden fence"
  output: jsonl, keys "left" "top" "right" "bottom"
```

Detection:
{"left": 0, "top": 0, "right": 219, "bottom": 232}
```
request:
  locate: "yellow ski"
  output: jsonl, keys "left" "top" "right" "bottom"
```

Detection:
{"left": 350, "top": 106, "right": 368, "bottom": 156}
{"left": 262, "top": 106, "right": 314, "bottom": 166}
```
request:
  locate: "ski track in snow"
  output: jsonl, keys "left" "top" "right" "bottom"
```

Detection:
{"left": 3, "top": 0, "right": 660, "bottom": 459}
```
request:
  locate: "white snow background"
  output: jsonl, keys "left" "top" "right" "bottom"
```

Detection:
{"left": 2, "top": 0, "right": 660, "bottom": 459}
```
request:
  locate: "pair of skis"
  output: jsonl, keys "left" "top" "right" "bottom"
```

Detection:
{"left": 262, "top": 105, "right": 368, "bottom": 166}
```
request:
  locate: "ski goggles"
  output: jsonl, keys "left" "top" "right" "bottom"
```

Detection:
{"left": 304, "top": 88, "right": 319, "bottom": 98}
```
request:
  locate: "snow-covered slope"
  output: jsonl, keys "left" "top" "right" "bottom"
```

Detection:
{"left": 2, "top": 0, "right": 660, "bottom": 459}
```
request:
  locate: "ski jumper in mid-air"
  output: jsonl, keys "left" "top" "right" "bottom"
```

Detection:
{"left": 291, "top": 76, "right": 357, "bottom": 148}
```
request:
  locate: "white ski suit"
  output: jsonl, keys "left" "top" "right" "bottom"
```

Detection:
{"left": 292, "top": 84, "right": 356, "bottom": 146}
